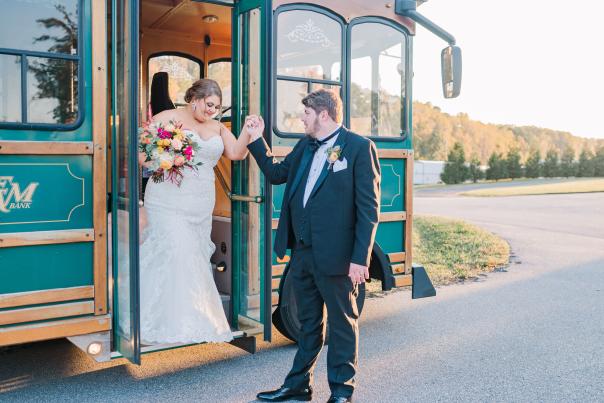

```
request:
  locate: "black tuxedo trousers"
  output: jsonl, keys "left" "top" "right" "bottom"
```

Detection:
{"left": 282, "top": 246, "right": 359, "bottom": 398}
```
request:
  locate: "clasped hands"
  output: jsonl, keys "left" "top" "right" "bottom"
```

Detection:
{"left": 244, "top": 115, "right": 265, "bottom": 142}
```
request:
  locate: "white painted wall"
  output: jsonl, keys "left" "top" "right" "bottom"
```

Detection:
{"left": 414, "top": 160, "right": 445, "bottom": 184}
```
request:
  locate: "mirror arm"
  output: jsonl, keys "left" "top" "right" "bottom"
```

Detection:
{"left": 395, "top": 1, "right": 456, "bottom": 45}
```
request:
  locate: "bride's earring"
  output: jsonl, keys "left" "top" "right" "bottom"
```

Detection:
{"left": 192, "top": 103, "right": 197, "bottom": 112}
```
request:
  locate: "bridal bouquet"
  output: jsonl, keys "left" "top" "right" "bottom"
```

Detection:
{"left": 138, "top": 120, "right": 202, "bottom": 186}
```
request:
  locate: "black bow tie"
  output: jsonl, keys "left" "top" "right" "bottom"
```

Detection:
{"left": 308, "top": 129, "right": 339, "bottom": 153}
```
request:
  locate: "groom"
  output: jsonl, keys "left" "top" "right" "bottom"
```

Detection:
{"left": 247, "top": 89, "right": 381, "bottom": 403}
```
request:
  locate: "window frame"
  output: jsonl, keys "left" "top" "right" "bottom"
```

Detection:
{"left": 0, "top": 0, "right": 85, "bottom": 131}
{"left": 346, "top": 16, "right": 411, "bottom": 142}
{"left": 146, "top": 51, "right": 204, "bottom": 108}
{"left": 271, "top": 8, "right": 411, "bottom": 142}
{"left": 272, "top": 4, "right": 346, "bottom": 139}
{"left": 207, "top": 57, "right": 232, "bottom": 122}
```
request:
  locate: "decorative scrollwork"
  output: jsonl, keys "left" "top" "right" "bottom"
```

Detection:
{"left": 286, "top": 19, "right": 334, "bottom": 48}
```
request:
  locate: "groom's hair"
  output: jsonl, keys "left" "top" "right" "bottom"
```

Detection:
{"left": 302, "top": 89, "right": 343, "bottom": 124}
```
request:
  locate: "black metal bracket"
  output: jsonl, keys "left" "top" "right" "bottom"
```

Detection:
{"left": 229, "top": 335, "right": 257, "bottom": 354}
{"left": 395, "top": 0, "right": 457, "bottom": 45}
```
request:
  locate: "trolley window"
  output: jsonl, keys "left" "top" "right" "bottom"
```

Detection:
{"left": 207, "top": 59, "right": 232, "bottom": 119}
{"left": 0, "top": 0, "right": 82, "bottom": 128}
{"left": 274, "top": 7, "right": 343, "bottom": 136}
{"left": 148, "top": 53, "right": 203, "bottom": 107}
{"left": 349, "top": 21, "right": 407, "bottom": 137}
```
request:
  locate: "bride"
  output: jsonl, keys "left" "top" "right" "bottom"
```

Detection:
{"left": 138, "top": 78, "right": 262, "bottom": 344}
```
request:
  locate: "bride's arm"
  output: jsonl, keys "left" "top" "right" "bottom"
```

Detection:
{"left": 219, "top": 121, "right": 253, "bottom": 161}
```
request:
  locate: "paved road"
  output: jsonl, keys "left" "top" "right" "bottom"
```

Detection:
{"left": 1, "top": 193, "right": 603, "bottom": 402}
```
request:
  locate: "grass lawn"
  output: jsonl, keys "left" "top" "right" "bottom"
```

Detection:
{"left": 366, "top": 215, "right": 510, "bottom": 295}
{"left": 460, "top": 178, "right": 604, "bottom": 197}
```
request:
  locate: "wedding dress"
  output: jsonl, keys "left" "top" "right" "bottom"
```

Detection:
{"left": 138, "top": 130, "right": 233, "bottom": 344}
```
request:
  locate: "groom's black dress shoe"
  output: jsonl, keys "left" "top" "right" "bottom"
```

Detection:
{"left": 326, "top": 397, "right": 352, "bottom": 403}
{"left": 256, "top": 386, "right": 312, "bottom": 401}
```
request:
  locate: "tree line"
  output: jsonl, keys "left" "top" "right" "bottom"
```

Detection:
{"left": 413, "top": 102, "right": 604, "bottom": 164}
{"left": 441, "top": 142, "right": 604, "bottom": 184}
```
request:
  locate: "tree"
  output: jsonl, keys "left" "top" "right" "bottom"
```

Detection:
{"left": 486, "top": 152, "right": 506, "bottom": 181}
{"left": 594, "top": 147, "right": 604, "bottom": 177}
{"left": 559, "top": 147, "right": 576, "bottom": 177}
{"left": 506, "top": 148, "right": 523, "bottom": 179}
{"left": 542, "top": 149, "right": 559, "bottom": 178}
{"left": 416, "top": 129, "right": 445, "bottom": 160}
{"left": 577, "top": 149, "right": 595, "bottom": 177}
{"left": 468, "top": 155, "right": 484, "bottom": 183}
{"left": 441, "top": 142, "right": 469, "bottom": 184}
{"left": 524, "top": 149, "right": 542, "bottom": 178}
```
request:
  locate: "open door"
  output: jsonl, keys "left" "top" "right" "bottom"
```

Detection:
{"left": 231, "top": 0, "right": 273, "bottom": 341}
{"left": 111, "top": 0, "right": 141, "bottom": 364}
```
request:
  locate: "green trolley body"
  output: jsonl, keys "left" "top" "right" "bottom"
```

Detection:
{"left": 0, "top": 0, "right": 460, "bottom": 364}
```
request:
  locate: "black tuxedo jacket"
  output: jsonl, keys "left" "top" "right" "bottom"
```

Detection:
{"left": 248, "top": 127, "right": 381, "bottom": 276}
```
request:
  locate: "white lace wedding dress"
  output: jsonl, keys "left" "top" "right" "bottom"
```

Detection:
{"left": 139, "top": 131, "right": 233, "bottom": 344}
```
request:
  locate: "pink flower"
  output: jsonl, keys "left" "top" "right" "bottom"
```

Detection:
{"left": 157, "top": 128, "right": 171, "bottom": 139}
{"left": 171, "top": 138, "right": 183, "bottom": 151}
{"left": 174, "top": 155, "right": 185, "bottom": 166}
{"left": 184, "top": 146, "right": 193, "bottom": 155}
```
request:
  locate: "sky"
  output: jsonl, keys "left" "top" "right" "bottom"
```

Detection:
{"left": 412, "top": 0, "right": 604, "bottom": 139}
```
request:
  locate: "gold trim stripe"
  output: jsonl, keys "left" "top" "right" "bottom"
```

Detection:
{"left": 379, "top": 212, "right": 407, "bottom": 222}
{"left": 394, "top": 274, "right": 412, "bottom": 287}
{"left": 0, "top": 301, "right": 94, "bottom": 326}
{"left": 92, "top": 0, "right": 108, "bottom": 316}
{"left": 379, "top": 149, "right": 410, "bottom": 159}
{"left": 269, "top": 146, "right": 411, "bottom": 159}
{"left": 273, "top": 264, "right": 286, "bottom": 276}
{"left": 0, "top": 229, "right": 94, "bottom": 248}
{"left": 0, "top": 315, "right": 111, "bottom": 347}
{"left": 0, "top": 141, "right": 94, "bottom": 155}
{"left": 388, "top": 252, "right": 406, "bottom": 263}
{"left": 0, "top": 286, "right": 94, "bottom": 309}
{"left": 392, "top": 263, "right": 406, "bottom": 274}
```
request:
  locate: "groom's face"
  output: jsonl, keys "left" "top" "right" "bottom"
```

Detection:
{"left": 301, "top": 107, "right": 321, "bottom": 137}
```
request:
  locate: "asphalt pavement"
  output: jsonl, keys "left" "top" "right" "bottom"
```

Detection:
{"left": 1, "top": 191, "right": 603, "bottom": 402}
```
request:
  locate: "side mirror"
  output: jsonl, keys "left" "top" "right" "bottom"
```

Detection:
{"left": 441, "top": 45, "right": 462, "bottom": 98}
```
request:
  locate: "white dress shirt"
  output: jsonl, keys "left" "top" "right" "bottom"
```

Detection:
{"left": 303, "top": 126, "right": 341, "bottom": 207}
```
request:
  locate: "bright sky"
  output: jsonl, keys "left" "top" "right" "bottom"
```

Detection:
{"left": 413, "top": 0, "right": 604, "bottom": 139}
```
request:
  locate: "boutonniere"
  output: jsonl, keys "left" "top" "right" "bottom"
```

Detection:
{"left": 326, "top": 145, "right": 342, "bottom": 170}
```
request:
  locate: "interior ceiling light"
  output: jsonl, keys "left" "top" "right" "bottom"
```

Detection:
{"left": 202, "top": 15, "right": 218, "bottom": 23}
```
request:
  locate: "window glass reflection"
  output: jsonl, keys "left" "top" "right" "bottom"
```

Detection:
{"left": 27, "top": 57, "right": 78, "bottom": 124}
{"left": 276, "top": 80, "right": 307, "bottom": 133}
{"left": 0, "top": 55, "right": 22, "bottom": 123}
{"left": 277, "top": 10, "right": 341, "bottom": 81}
{"left": 0, "top": 0, "right": 79, "bottom": 54}
{"left": 350, "top": 23, "right": 406, "bottom": 137}
{"left": 148, "top": 55, "right": 202, "bottom": 106}
{"left": 208, "top": 61, "right": 232, "bottom": 118}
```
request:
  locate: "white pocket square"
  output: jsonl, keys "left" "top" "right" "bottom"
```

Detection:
{"left": 333, "top": 157, "right": 347, "bottom": 172}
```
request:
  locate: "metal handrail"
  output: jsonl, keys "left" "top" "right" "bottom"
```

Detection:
{"left": 213, "top": 165, "right": 264, "bottom": 204}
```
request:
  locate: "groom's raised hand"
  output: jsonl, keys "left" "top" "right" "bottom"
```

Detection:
{"left": 349, "top": 262, "right": 370, "bottom": 285}
{"left": 244, "top": 115, "right": 265, "bottom": 142}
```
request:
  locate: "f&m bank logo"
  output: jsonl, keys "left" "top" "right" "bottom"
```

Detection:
{"left": 0, "top": 176, "right": 40, "bottom": 213}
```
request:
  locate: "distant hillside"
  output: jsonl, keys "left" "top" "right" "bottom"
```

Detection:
{"left": 412, "top": 102, "right": 604, "bottom": 163}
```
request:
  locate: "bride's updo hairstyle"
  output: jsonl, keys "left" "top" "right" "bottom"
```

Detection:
{"left": 184, "top": 79, "right": 222, "bottom": 105}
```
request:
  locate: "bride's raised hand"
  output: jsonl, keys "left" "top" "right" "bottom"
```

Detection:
{"left": 246, "top": 115, "right": 264, "bottom": 141}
